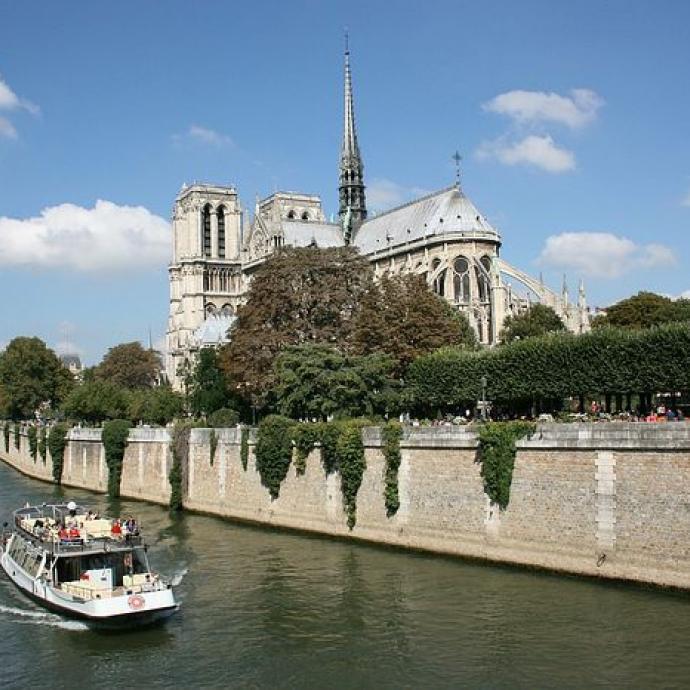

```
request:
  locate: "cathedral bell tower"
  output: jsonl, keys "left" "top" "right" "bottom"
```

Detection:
{"left": 339, "top": 36, "right": 367, "bottom": 241}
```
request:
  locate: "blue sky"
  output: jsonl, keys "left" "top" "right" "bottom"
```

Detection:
{"left": 1, "top": 0, "right": 689, "bottom": 363}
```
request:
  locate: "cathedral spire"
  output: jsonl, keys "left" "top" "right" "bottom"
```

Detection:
{"left": 339, "top": 32, "right": 366, "bottom": 238}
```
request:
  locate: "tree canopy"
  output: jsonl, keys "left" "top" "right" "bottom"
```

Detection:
{"left": 350, "top": 274, "right": 476, "bottom": 375}
{"left": 273, "top": 344, "right": 398, "bottom": 420}
{"left": 95, "top": 342, "right": 161, "bottom": 389}
{"left": 63, "top": 380, "right": 130, "bottom": 424}
{"left": 220, "top": 246, "right": 373, "bottom": 401}
{"left": 592, "top": 291, "right": 690, "bottom": 330}
{"left": 500, "top": 304, "right": 566, "bottom": 343}
{"left": 189, "top": 348, "right": 236, "bottom": 418}
{"left": 0, "top": 337, "right": 73, "bottom": 419}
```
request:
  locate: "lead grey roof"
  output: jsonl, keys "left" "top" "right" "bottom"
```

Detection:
{"left": 354, "top": 186, "right": 499, "bottom": 255}
{"left": 193, "top": 314, "right": 236, "bottom": 346}
{"left": 281, "top": 221, "right": 344, "bottom": 248}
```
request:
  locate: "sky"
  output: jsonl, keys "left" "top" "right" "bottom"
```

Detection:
{"left": 1, "top": 0, "right": 689, "bottom": 364}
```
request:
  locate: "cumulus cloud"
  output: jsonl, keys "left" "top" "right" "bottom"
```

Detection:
{"left": 0, "top": 74, "right": 39, "bottom": 138}
{"left": 477, "top": 135, "right": 575, "bottom": 173}
{"left": 483, "top": 88, "right": 603, "bottom": 129}
{"left": 173, "top": 124, "right": 233, "bottom": 148}
{"left": 0, "top": 200, "right": 170, "bottom": 272}
{"left": 367, "top": 178, "right": 430, "bottom": 213}
{"left": 537, "top": 232, "right": 676, "bottom": 279}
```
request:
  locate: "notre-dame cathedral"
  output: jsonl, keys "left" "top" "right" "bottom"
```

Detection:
{"left": 166, "top": 45, "right": 590, "bottom": 389}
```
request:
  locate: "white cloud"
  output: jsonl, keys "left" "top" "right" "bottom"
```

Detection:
{"left": 537, "top": 232, "right": 676, "bottom": 279}
{"left": 483, "top": 89, "right": 603, "bottom": 129}
{"left": 0, "top": 200, "right": 170, "bottom": 272}
{"left": 477, "top": 135, "right": 575, "bottom": 173}
{"left": 681, "top": 188, "right": 690, "bottom": 207}
{"left": 0, "top": 74, "right": 39, "bottom": 138}
{"left": 367, "top": 178, "right": 430, "bottom": 212}
{"left": 173, "top": 124, "right": 233, "bottom": 148}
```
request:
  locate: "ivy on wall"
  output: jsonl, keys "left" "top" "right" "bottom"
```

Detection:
{"left": 102, "top": 419, "right": 132, "bottom": 498}
{"left": 335, "top": 421, "right": 367, "bottom": 529}
{"left": 291, "top": 423, "right": 321, "bottom": 476}
{"left": 13, "top": 424, "right": 20, "bottom": 450}
{"left": 209, "top": 428, "right": 218, "bottom": 466}
{"left": 38, "top": 427, "right": 47, "bottom": 463}
{"left": 48, "top": 423, "right": 70, "bottom": 484}
{"left": 27, "top": 426, "right": 38, "bottom": 462}
{"left": 382, "top": 422, "right": 403, "bottom": 517}
{"left": 255, "top": 415, "right": 294, "bottom": 499}
{"left": 477, "top": 421, "right": 535, "bottom": 509}
{"left": 3, "top": 423, "right": 9, "bottom": 453}
{"left": 169, "top": 421, "right": 197, "bottom": 511}
{"left": 240, "top": 427, "right": 249, "bottom": 471}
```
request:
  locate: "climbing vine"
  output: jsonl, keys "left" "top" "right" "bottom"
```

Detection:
{"left": 13, "top": 424, "right": 20, "bottom": 450}
{"left": 291, "top": 423, "right": 321, "bottom": 476}
{"left": 319, "top": 422, "right": 340, "bottom": 475}
{"left": 477, "top": 421, "right": 535, "bottom": 509}
{"left": 38, "top": 427, "right": 47, "bottom": 463}
{"left": 27, "top": 426, "right": 38, "bottom": 462}
{"left": 382, "top": 422, "right": 403, "bottom": 517}
{"left": 209, "top": 428, "right": 218, "bottom": 466}
{"left": 169, "top": 420, "right": 197, "bottom": 511}
{"left": 255, "top": 415, "right": 294, "bottom": 499}
{"left": 336, "top": 421, "right": 367, "bottom": 530}
{"left": 240, "top": 426, "right": 249, "bottom": 471}
{"left": 48, "top": 423, "right": 69, "bottom": 484}
{"left": 102, "top": 419, "right": 132, "bottom": 498}
{"left": 3, "top": 423, "right": 9, "bottom": 453}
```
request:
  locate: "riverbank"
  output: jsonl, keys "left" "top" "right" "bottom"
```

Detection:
{"left": 3, "top": 423, "right": 690, "bottom": 589}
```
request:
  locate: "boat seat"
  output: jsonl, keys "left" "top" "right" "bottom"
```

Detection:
{"left": 123, "top": 573, "right": 151, "bottom": 588}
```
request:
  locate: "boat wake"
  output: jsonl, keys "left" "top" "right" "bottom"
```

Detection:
{"left": 0, "top": 604, "right": 88, "bottom": 631}
{"left": 170, "top": 567, "right": 188, "bottom": 587}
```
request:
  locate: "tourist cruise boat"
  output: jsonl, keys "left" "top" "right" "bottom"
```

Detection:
{"left": 0, "top": 501, "right": 178, "bottom": 628}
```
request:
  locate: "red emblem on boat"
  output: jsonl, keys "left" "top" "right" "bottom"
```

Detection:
{"left": 128, "top": 594, "right": 145, "bottom": 610}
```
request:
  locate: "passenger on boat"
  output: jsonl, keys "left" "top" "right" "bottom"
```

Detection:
{"left": 111, "top": 519, "right": 122, "bottom": 537}
{"left": 125, "top": 517, "right": 138, "bottom": 535}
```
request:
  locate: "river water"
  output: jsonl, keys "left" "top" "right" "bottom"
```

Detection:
{"left": 1, "top": 462, "right": 689, "bottom": 690}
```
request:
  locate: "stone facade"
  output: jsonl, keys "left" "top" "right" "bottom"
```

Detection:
{"left": 4, "top": 423, "right": 690, "bottom": 589}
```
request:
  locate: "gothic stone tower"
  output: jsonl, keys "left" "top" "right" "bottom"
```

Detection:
{"left": 166, "top": 183, "right": 245, "bottom": 389}
{"left": 338, "top": 42, "right": 367, "bottom": 239}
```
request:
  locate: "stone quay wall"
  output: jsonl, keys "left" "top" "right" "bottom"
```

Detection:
{"left": 3, "top": 423, "right": 690, "bottom": 589}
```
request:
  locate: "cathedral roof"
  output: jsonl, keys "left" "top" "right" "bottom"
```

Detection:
{"left": 280, "top": 220, "right": 344, "bottom": 248}
{"left": 354, "top": 186, "right": 500, "bottom": 255}
{"left": 192, "top": 314, "right": 236, "bottom": 347}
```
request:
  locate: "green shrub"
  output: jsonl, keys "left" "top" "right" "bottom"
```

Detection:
{"left": 13, "top": 424, "right": 20, "bottom": 450}
{"left": 477, "top": 422, "right": 535, "bottom": 509}
{"left": 27, "top": 426, "right": 38, "bottom": 462}
{"left": 240, "top": 426, "right": 249, "bottom": 471}
{"left": 102, "top": 419, "right": 132, "bottom": 498}
{"left": 38, "top": 427, "right": 47, "bottom": 463}
{"left": 208, "top": 408, "right": 240, "bottom": 428}
{"left": 382, "top": 422, "right": 403, "bottom": 517}
{"left": 48, "top": 423, "right": 70, "bottom": 484}
{"left": 255, "top": 415, "right": 294, "bottom": 499}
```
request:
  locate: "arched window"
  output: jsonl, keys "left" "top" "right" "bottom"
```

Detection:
{"left": 217, "top": 206, "right": 226, "bottom": 258}
{"left": 221, "top": 304, "right": 234, "bottom": 317}
{"left": 202, "top": 204, "right": 212, "bottom": 257}
{"left": 301, "top": 211, "right": 309, "bottom": 220}
{"left": 476, "top": 255, "right": 492, "bottom": 302}
{"left": 287, "top": 210, "right": 296, "bottom": 219}
{"left": 205, "top": 303, "right": 217, "bottom": 318}
{"left": 453, "top": 256, "right": 471, "bottom": 303}
{"left": 431, "top": 258, "right": 445, "bottom": 296}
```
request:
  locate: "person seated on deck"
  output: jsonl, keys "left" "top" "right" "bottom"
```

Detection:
{"left": 124, "top": 517, "right": 138, "bottom": 536}
{"left": 111, "top": 519, "right": 123, "bottom": 537}
{"left": 68, "top": 526, "right": 81, "bottom": 542}
{"left": 58, "top": 525, "right": 70, "bottom": 543}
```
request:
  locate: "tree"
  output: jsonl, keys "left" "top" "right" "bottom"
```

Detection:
{"left": 63, "top": 380, "right": 129, "bottom": 424}
{"left": 500, "top": 304, "right": 566, "bottom": 343}
{"left": 350, "top": 274, "right": 476, "bottom": 374}
{"left": 128, "top": 386, "right": 184, "bottom": 426}
{"left": 95, "top": 342, "right": 161, "bottom": 389}
{"left": 592, "top": 291, "right": 690, "bottom": 330}
{"left": 0, "top": 337, "right": 73, "bottom": 420}
{"left": 220, "top": 246, "right": 373, "bottom": 401}
{"left": 189, "top": 348, "right": 234, "bottom": 418}
{"left": 273, "top": 344, "right": 398, "bottom": 420}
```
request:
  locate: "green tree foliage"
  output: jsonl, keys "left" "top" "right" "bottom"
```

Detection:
{"left": 95, "top": 342, "right": 161, "bottom": 389}
{"left": 102, "top": 419, "right": 132, "bottom": 498}
{"left": 63, "top": 380, "right": 129, "bottom": 424}
{"left": 407, "top": 323, "right": 690, "bottom": 412}
{"left": 350, "top": 274, "right": 476, "bottom": 374}
{"left": 0, "top": 337, "right": 73, "bottom": 420}
{"left": 128, "top": 386, "right": 184, "bottom": 426}
{"left": 38, "top": 427, "right": 47, "bottom": 462}
{"left": 273, "top": 344, "right": 397, "bottom": 421}
{"left": 220, "top": 246, "right": 373, "bottom": 403}
{"left": 255, "top": 415, "right": 294, "bottom": 499}
{"left": 27, "top": 426, "right": 38, "bottom": 461}
{"left": 48, "top": 423, "right": 70, "bottom": 484}
{"left": 593, "top": 291, "right": 690, "bottom": 330}
{"left": 500, "top": 304, "right": 566, "bottom": 343}
{"left": 208, "top": 408, "right": 240, "bottom": 427}
{"left": 189, "top": 349, "right": 234, "bottom": 418}
{"left": 478, "top": 422, "right": 535, "bottom": 509}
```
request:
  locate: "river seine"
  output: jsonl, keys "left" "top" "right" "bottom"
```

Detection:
{"left": 1, "top": 461, "right": 689, "bottom": 689}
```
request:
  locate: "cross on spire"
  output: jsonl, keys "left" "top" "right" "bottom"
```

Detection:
{"left": 452, "top": 150, "right": 463, "bottom": 189}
